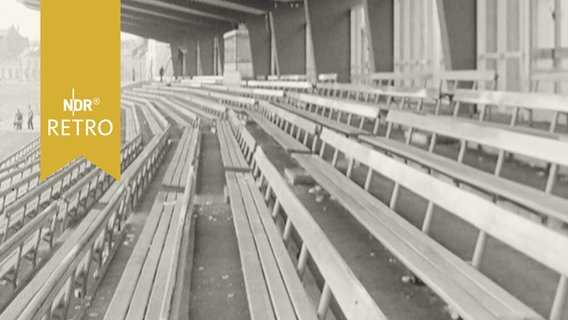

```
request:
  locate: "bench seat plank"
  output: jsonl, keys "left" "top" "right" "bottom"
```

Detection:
{"left": 247, "top": 112, "right": 311, "bottom": 154}
{"left": 225, "top": 172, "right": 276, "bottom": 320}
{"left": 287, "top": 92, "right": 383, "bottom": 118}
{"left": 241, "top": 174, "right": 318, "bottom": 320}
{"left": 359, "top": 134, "right": 568, "bottom": 224}
{"left": 217, "top": 121, "right": 250, "bottom": 171}
{"left": 254, "top": 149, "right": 388, "bottom": 320}
{"left": 145, "top": 191, "right": 187, "bottom": 320}
{"left": 104, "top": 191, "right": 168, "bottom": 319}
{"left": 271, "top": 101, "right": 367, "bottom": 137}
{"left": 388, "top": 110, "right": 568, "bottom": 167}
{"left": 126, "top": 192, "right": 178, "bottom": 320}
{"left": 234, "top": 173, "right": 299, "bottom": 320}
{"left": 293, "top": 153, "right": 542, "bottom": 320}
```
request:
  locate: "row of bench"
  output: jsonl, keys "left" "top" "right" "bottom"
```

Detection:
{"left": 105, "top": 126, "right": 200, "bottom": 320}
{"left": 232, "top": 95, "right": 568, "bottom": 320}
{"left": 0, "top": 138, "right": 39, "bottom": 172}
{"left": 217, "top": 117, "right": 387, "bottom": 320}
{"left": 0, "top": 116, "right": 172, "bottom": 320}
{"left": 0, "top": 133, "right": 143, "bottom": 307}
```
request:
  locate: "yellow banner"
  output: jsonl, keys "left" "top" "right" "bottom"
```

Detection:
{"left": 41, "top": 0, "right": 121, "bottom": 181}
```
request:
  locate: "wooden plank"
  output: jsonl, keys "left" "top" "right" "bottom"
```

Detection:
{"left": 359, "top": 134, "right": 568, "bottom": 224}
{"left": 258, "top": 100, "right": 320, "bottom": 135}
{"left": 271, "top": 101, "right": 366, "bottom": 136}
{"left": 126, "top": 192, "right": 177, "bottom": 320}
{"left": 162, "top": 129, "right": 190, "bottom": 187}
{"left": 242, "top": 174, "right": 318, "bottom": 320}
{"left": 253, "top": 149, "right": 387, "bottom": 320}
{"left": 320, "top": 128, "right": 568, "bottom": 278}
{"left": 248, "top": 113, "right": 311, "bottom": 154}
{"left": 287, "top": 92, "right": 382, "bottom": 118}
{"left": 225, "top": 172, "right": 276, "bottom": 320}
{"left": 387, "top": 110, "right": 568, "bottom": 167}
{"left": 145, "top": 191, "right": 187, "bottom": 320}
{"left": 104, "top": 192, "right": 168, "bottom": 319}
{"left": 453, "top": 89, "right": 568, "bottom": 113}
{"left": 293, "top": 153, "right": 538, "bottom": 320}
{"left": 235, "top": 174, "right": 297, "bottom": 320}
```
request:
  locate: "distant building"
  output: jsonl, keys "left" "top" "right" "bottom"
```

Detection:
{"left": 19, "top": 46, "right": 40, "bottom": 81}
{"left": 121, "top": 38, "right": 148, "bottom": 82}
{"left": 0, "top": 26, "right": 32, "bottom": 82}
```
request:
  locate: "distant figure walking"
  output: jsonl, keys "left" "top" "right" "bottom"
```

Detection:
{"left": 13, "top": 109, "right": 23, "bottom": 130}
{"left": 159, "top": 66, "right": 165, "bottom": 82}
{"left": 27, "top": 105, "right": 34, "bottom": 130}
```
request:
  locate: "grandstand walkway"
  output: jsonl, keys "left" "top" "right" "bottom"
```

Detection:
{"left": 188, "top": 130, "right": 249, "bottom": 320}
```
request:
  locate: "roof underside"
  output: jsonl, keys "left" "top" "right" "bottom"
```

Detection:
{"left": 20, "top": 0, "right": 300, "bottom": 42}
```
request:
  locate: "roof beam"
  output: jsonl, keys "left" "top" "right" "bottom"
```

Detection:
{"left": 122, "top": 4, "right": 211, "bottom": 27}
{"left": 188, "top": 0, "right": 265, "bottom": 15}
{"left": 126, "top": 0, "right": 238, "bottom": 22}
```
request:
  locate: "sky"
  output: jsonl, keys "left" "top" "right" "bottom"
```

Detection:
{"left": 0, "top": 0, "right": 139, "bottom": 42}
{"left": 0, "top": 0, "right": 40, "bottom": 41}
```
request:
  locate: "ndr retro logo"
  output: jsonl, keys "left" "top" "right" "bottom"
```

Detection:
{"left": 47, "top": 88, "right": 113, "bottom": 137}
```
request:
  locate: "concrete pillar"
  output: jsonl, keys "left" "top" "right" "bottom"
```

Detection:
{"left": 304, "top": 0, "right": 359, "bottom": 82}
{"left": 438, "top": 0, "right": 476, "bottom": 70}
{"left": 170, "top": 44, "right": 184, "bottom": 77}
{"left": 246, "top": 14, "right": 271, "bottom": 78}
{"left": 181, "top": 37, "right": 198, "bottom": 77}
{"left": 199, "top": 37, "right": 215, "bottom": 75}
{"left": 272, "top": 4, "right": 306, "bottom": 75}
{"left": 216, "top": 36, "right": 225, "bottom": 75}
{"left": 366, "top": 0, "right": 394, "bottom": 72}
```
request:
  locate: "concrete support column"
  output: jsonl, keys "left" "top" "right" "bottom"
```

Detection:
{"left": 181, "top": 37, "right": 198, "bottom": 77}
{"left": 366, "top": 0, "right": 394, "bottom": 72}
{"left": 271, "top": 4, "right": 306, "bottom": 75}
{"left": 246, "top": 15, "right": 271, "bottom": 78}
{"left": 437, "top": 0, "right": 476, "bottom": 70}
{"left": 304, "top": 0, "right": 359, "bottom": 82}
{"left": 199, "top": 37, "right": 215, "bottom": 75}
{"left": 170, "top": 44, "right": 184, "bottom": 78}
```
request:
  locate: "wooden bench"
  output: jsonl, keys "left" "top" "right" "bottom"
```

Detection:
{"left": 151, "top": 86, "right": 229, "bottom": 117}
{"left": 531, "top": 70, "right": 568, "bottom": 92}
{"left": 162, "top": 128, "right": 200, "bottom": 189}
{"left": 227, "top": 110, "right": 257, "bottom": 163}
{"left": 225, "top": 171, "right": 318, "bottom": 320}
{"left": 0, "top": 158, "right": 91, "bottom": 217}
{"left": 0, "top": 160, "right": 39, "bottom": 191}
{"left": 207, "top": 90, "right": 257, "bottom": 108}
{"left": 122, "top": 94, "right": 166, "bottom": 135}
{"left": 294, "top": 127, "right": 567, "bottom": 320}
{"left": 0, "top": 138, "right": 40, "bottom": 171}
{"left": 435, "top": 70, "right": 497, "bottom": 95}
{"left": 0, "top": 128, "right": 171, "bottom": 320}
{"left": 106, "top": 126, "right": 197, "bottom": 319}
{"left": 257, "top": 100, "right": 320, "bottom": 151}
{"left": 126, "top": 91, "right": 200, "bottom": 126}
{"left": 375, "top": 109, "right": 568, "bottom": 226}
{"left": 0, "top": 147, "right": 40, "bottom": 177}
{"left": 217, "top": 120, "right": 250, "bottom": 171}
{"left": 286, "top": 91, "right": 383, "bottom": 132}
{"left": 203, "top": 84, "right": 285, "bottom": 101}
{"left": 355, "top": 71, "right": 431, "bottom": 88}
{"left": 245, "top": 80, "right": 314, "bottom": 92}
{"left": 450, "top": 89, "right": 568, "bottom": 136}
{"left": 247, "top": 112, "right": 311, "bottom": 154}
{"left": 104, "top": 191, "right": 189, "bottom": 320}
{"left": 250, "top": 147, "right": 388, "bottom": 320}
{"left": 270, "top": 100, "right": 368, "bottom": 137}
